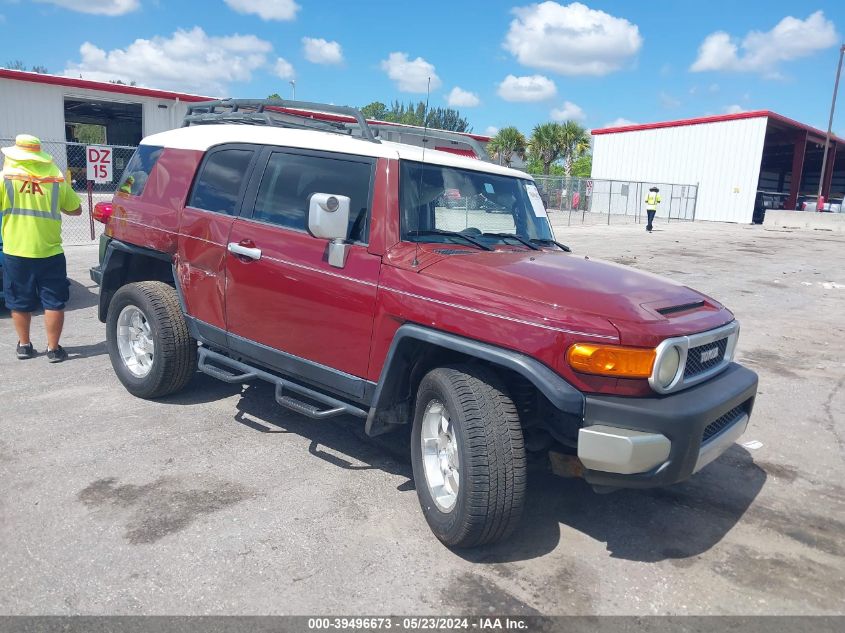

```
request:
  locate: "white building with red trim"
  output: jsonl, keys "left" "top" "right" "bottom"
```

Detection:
{"left": 0, "top": 68, "right": 490, "bottom": 157}
{"left": 591, "top": 112, "right": 844, "bottom": 223}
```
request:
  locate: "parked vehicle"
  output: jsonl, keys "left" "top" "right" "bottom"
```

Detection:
{"left": 90, "top": 99, "right": 758, "bottom": 548}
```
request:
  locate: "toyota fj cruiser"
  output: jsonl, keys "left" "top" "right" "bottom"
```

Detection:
{"left": 90, "top": 99, "right": 758, "bottom": 548}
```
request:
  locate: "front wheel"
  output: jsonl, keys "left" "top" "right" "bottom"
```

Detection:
{"left": 106, "top": 281, "right": 197, "bottom": 399}
{"left": 411, "top": 365, "right": 526, "bottom": 548}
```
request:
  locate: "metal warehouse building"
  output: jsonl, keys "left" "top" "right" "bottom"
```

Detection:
{"left": 0, "top": 68, "right": 209, "bottom": 145}
{"left": 591, "top": 112, "right": 845, "bottom": 223}
{"left": 0, "top": 68, "right": 490, "bottom": 158}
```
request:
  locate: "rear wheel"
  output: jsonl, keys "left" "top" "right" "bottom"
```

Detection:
{"left": 106, "top": 281, "right": 196, "bottom": 399}
{"left": 411, "top": 364, "right": 526, "bottom": 548}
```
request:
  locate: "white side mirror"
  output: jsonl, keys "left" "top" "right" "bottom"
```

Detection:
{"left": 308, "top": 193, "right": 350, "bottom": 240}
{"left": 308, "top": 193, "right": 351, "bottom": 268}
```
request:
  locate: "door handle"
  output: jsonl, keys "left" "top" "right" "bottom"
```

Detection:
{"left": 227, "top": 242, "right": 262, "bottom": 261}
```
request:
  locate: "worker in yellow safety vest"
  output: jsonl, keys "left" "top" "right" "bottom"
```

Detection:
{"left": 645, "top": 186, "right": 661, "bottom": 233}
{"left": 1, "top": 134, "right": 82, "bottom": 362}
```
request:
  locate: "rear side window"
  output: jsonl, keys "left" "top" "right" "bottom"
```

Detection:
{"left": 251, "top": 151, "right": 374, "bottom": 242}
{"left": 188, "top": 148, "right": 254, "bottom": 215}
{"left": 117, "top": 145, "right": 163, "bottom": 197}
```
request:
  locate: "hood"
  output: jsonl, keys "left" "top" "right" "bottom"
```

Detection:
{"left": 420, "top": 249, "right": 732, "bottom": 342}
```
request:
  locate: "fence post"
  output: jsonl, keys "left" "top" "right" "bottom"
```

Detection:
{"left": 691, "top": 183, "right": 699, "bottom": 221}
{"left": 608, "top": 180, "right": 613, "bottom": 225}
{"left": 87, "top": 180, "right": 95, "bottom": 241}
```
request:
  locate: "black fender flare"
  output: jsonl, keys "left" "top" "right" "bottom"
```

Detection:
{"left": 96, "top": 239, "right": 172, "bottom": 322}
{"left": 365, "top": 323, "right": 585, "bottom": 435}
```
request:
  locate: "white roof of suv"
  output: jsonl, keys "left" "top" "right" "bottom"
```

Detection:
{"left": 142, "top": 124, "right": 529, "bottom": 179}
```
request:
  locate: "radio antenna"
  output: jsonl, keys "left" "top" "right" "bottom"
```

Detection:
{"left": 412, "top": 77, "right": 431, "bottom": 268}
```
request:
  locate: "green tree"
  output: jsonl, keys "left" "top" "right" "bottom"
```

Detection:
{"left": 360, "top": 101, "right": 388, "bottom": 120}
{"left": 559, "top": 121, "right": 591, "bottom": 176}
{"left": 571, "top": 153, "right": 592, "bottom": 178}
{"left": 268, "top": 93, "right": 282, "bottom": 100}
{"left": 73, "top": 124, "right": 107, "bottom": 144}
{"left": 487, "top": 127, "right": 527, "bottom": 167}
{"left": 528, "top": 122, "right": 565, "bottom": 176}
{"left": 362, "top": 100, "right": 471, "bottom": 132}
{"left": 5, "top": 60, "right": 48, "bottom": 73}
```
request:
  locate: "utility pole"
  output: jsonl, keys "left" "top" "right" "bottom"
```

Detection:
{"left": 817, "top": 44, "right": 845, "bottom": 211}
{"left": 289, "top": 80, "right": 296, "bottom": 101}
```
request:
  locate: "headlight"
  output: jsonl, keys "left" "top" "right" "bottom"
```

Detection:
{"left": 567, "top": 343, "right": 655, "bottom": 378}
{"left": 656, "top": 345, "right": 681, "bottom": 388}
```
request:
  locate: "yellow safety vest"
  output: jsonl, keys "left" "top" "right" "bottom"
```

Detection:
{"left": 0, "top": 160, "right": 81, "bottom": 258}
{"left": 645, "top": 192, "right": 661, "bottom": 211}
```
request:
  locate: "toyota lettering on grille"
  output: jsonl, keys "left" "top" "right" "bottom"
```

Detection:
{"left": 700, "top": 347, "right": 720, "bottom": 363}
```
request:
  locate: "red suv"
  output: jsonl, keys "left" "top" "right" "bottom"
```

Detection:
{"left": 90, "top": 100, "right": 758, "bottom": 548}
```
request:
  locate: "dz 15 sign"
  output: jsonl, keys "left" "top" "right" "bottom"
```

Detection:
{"left": 86, "top": 145, "right": 113, "bottom": 183}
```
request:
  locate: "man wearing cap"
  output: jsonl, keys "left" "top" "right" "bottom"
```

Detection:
{"left": 644, "top": 186, "right": 661, "bottom": 233}
{"left": 1, "top": 134, "right": 82, "bottom": 362}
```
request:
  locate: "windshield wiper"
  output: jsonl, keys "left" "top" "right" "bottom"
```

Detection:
{"left": 408, "top": 229, "right": 493, "bottom": 251}
{"left": 530, "top": 238, "right": 572, "bottom": 252}
{"left": 482, "top": 232, "right": 541, "bottom": 251}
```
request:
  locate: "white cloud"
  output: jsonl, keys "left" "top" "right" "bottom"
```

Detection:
{"left": 659, "top": 91, "right": 681, "bottom": 108}
{"left": 302, "top": 37, "right": 344, "bottom": 65}
{"left": 446, "top": 87, "right": 480, "bottom": 107}
{"left": 484, "top": 126, "right": 500, "bottom": 136}
{"left": 724, "top": 104, "right": 745, "bottom": 114}
{"left": 604, "top": 118, "right": 637, "bottom": 128}
{"left": 34, "top": 0, "right": 139, "bottom": 15}
{"left": 550, "top": 100, "right": 585, "bottom": 121}
{"left": 709, "top": 83, "right": 720, "bottom": 93}
{"left": 503, "top": 1, "right": 643, "bottom": 76}
{"left": 380, "top": 52, "right": 441, "bottom": 93}
{"left": 691, "top": 11, "right": 838, "bottom": 76}
{"left": 224, "top": 0, "right": 299, "bottom": 21}
{"left": 63, "top": 27, "right": 272, "bottom": 95}
{"left": 497, "top": 74, "right": 557, "bottom": 102}
{"left": 274, "top": 57, "right": 295, "bottom": 79}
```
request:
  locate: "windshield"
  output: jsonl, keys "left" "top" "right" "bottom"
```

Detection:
{"left": 400, "top": 161, "right": 554, "bottom": 246}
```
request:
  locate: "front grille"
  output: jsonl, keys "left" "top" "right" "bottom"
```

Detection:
{"left": 702, "top": 404, "right": 747, "bottom": 443}
{"left": 684, "top": 337, "right": 729, "bottom": 378}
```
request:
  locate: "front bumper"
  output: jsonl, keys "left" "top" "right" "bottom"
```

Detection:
{"left": 578, "top": 363, "right": 758, "bottom": 489}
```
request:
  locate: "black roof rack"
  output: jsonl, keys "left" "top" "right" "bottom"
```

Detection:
{"left": 182, "top": 98, "right": 381, "bottom": 144}
{"left": 366, "top": 123, "right": 491, "bottom": 162}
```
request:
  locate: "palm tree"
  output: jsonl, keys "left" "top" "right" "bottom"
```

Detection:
{"left": 528, "top": 122, "right": 565, "bottom": 175}
{"left": 559, "top": 121, "right": 591, "bottom": 176}
{"left": 487, "top": 127, "right": 527, "bottom": 167}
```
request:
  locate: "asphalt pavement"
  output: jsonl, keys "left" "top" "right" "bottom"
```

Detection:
{"left": 0, "top": 219, "right": 843, "bottom": 615}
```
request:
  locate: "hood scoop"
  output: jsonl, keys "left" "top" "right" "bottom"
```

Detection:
{"left": 656, "top": 300, "right": 706, "bottom": 316}
{"left": 433, "top": 249, "right": 477, "bottom": 256}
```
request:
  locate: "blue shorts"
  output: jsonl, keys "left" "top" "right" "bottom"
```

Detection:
{"left": 2, "top": 253, "right": 70, "bottom": 311}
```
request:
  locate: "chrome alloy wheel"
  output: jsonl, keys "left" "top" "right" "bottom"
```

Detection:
{"left": 116, "top": 305, "right": 155, "bottom": 378}
{"left": 421, "top": 400, "right": 460, "bottom": 512}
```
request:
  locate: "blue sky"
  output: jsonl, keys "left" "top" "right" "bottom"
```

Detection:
{"left": 3, "top": 0, "right": 845, "bottom": 136}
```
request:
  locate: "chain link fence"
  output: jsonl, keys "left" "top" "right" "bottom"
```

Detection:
{"left": 2, "top": 139, "right": 700, "bottom": 244}
{"left": 531, "top": 175, "right": 698, "bottom": 227}
{"left": 1, "top": 138, "right": 137, "bottom": 245}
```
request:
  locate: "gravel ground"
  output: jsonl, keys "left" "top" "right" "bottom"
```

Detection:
{"left": 0, "top": 219, "right": 843, "bottom": 616}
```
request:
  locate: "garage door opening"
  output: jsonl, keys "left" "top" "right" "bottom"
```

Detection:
{"left": 756, "top": 117, "right": 844, "bottom": 213}
{"left": 64, "top": 98, "right": 142, "bottom": 146}
{"left": 63, "top": 98, "right": 142, "bottom": 191}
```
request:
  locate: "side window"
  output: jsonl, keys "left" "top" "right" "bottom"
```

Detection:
{"left": 116, "top": 145, "right": 163, "bottom": 197}
{"left": 251, "top": 152, "right": 374, "bottom": 242}
{"left": 188, "top": 148, "right": 254, "bottom": 215}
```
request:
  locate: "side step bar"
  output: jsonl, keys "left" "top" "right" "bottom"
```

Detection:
{"left": 197, "top": 347, "right": 368, "bottom": 420}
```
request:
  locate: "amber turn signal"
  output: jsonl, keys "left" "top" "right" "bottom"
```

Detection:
{"left": 567, "top": 343, "right": 656, "bottom": 378}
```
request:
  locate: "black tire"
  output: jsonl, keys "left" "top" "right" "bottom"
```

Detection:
{"left": 106, "top": 281, "right": 196, "bottom": 399}
{"left": 411, "top": 364, "right": 526, "bottom": 548}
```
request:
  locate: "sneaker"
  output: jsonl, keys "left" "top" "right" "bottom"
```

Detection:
{"left": 16, "top": 342, "right": 36, "bottom": 360}
{"left": 46, "top": 345, "right": 68, "bottom": 363}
